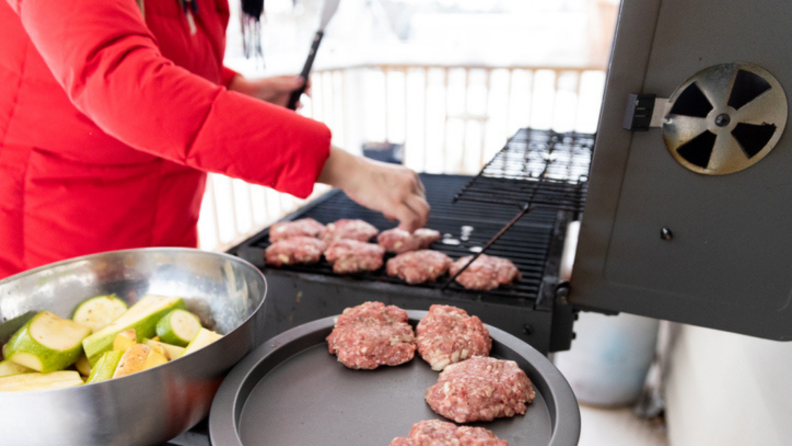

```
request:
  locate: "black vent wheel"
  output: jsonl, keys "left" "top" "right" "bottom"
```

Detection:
{"left": 662, "top": 63, "right": 787, "bottom": 175}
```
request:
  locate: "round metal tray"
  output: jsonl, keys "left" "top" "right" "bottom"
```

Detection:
{"left": 209, "top": 311, "right": 580, "bottom": 446}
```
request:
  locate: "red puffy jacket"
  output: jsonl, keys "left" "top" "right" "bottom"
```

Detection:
{"left": 0, "top": 0, "right": 331, "bottom": 279}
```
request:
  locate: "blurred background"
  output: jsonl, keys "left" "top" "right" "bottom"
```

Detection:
{"left": 198, "top": 0, "right": 618, "bottom": 252}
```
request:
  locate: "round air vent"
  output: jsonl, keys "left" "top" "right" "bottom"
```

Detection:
{"left": 662, "top": 63, "right": 787, "bottom": 175}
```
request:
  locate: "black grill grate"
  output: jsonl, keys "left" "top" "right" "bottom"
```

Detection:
{"left": 442, "top": 129, "right": 594, "bottom": 289}
{"left": 453, "top": 128, "right": 594, "bottom": 212}
{"left": 231, "top": 174, "right": 560, "bottom": 302}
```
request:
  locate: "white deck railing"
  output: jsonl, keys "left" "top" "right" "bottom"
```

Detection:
{"left": 198, "top": 64, "right": 606, "bottom": 252}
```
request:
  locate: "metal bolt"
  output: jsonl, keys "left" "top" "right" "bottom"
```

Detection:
{"left": 715, "top": 113, "right": 731, "bottom": 127}
{"left": 556, "top": 286, "right": 569, "bottom": 305}
{"left": 661, "top": 227, "right": 673, "bottom": 241}
{"left": 523, "top": 324, "right": 534, "bottom": 335}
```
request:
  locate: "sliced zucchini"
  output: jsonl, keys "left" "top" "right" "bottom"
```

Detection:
{"left": 4, "top": 311, "right": 92, "bottom": 372}
{"left": 0, "top": 371, "right": 83, "bottom": 392}
{"left": 156, "top": 309, "right": 202, "bottom": 347}
{"left": 144, "top": 339, "right": 185, "bottom": 360}
{"left": 72, "top": 294, "right": 128, "bottom": 332}
{"left": 0, "top": 360, "right": 33, "bottom": 377}
{"left": 86, "top": 350, "right": 124, "bottom": 384}
{"left": 74, "top": 354, "right": 92, "bottom": 377}
{"left": 82, "top": 295, "right": 185, "bottom": 365}
{"left": 182, "top": 328, "right": 222, "bottom": 356}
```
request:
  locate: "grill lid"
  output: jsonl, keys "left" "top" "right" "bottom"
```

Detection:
{"left": 571, "top": 0, "right": 792, "bottom": 341}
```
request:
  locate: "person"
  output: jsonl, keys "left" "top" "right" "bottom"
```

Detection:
{"left": 0, "top": 0, "right": 429, "bottom": 280}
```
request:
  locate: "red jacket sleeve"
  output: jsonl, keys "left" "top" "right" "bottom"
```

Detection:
{"left": 222, "top": 66, "right": 240, "bottom": 88}
{"left": 8, "top": 0, "right": 330, "bottom": 198}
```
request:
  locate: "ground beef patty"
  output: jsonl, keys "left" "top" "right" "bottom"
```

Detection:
{"left": 416, "top": 305, "right": 491, "bottom": 370}
{"left": 426, "top": 356, "right": 535, "bottom": 423}
{"left": 378, "top": 228, "right": 442, "bottom": 254}
{"left": 326, "top": 301, "right": 416, "bottom": 369}
{"left": 377, "top": 228, "right": 421, "bottom": 254}
{"left": 268, "top": 218, "right": 325, "bottom": 242}
{"left": 413, "top": 228, "right": 441, "bottom": 248}
{"left": 449, "top": 254, "right": 521, "bottom": 291}
{"left": 324, "top": 240, "right": 385, "bottom": 274}
{"left": 390, "top": 420, "right": 508, "bottom": 446}
{"left": 320, "top": 219, "right": 379, "bottom": 243}
{"left": 265, "top": 237, "right": 326, "bottom": 267}
{"left": 386, "top": 250, "right": 452, "bottom": 284}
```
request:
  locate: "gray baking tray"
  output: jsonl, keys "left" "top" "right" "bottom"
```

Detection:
{"left": 209, "top": 311, "right": 580, "bottom": 446}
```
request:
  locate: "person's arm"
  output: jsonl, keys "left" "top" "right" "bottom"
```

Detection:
{"left": 318, "top": 147, "right": 429, "bottom": 232}
{"left": 8, "top": 0, "right": 429, "bottom": 229}
{"left": 228, "top": 75, "right": 310, "bottom": 109}
{"left": 8, "top": 0, "right": 328, "bottom": 198}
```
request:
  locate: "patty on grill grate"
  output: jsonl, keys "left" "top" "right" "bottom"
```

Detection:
{"left": 320, "top": 219, "right": 379, "bottom": 243}
{"left": 268, "top": 218, "right": 325, "bottom": 242}
{"left": 378, "top": 228, "right": 441, "bottom": 254}
{"left": 265, "top": 237, "right": 326, "bottom": 267}
{"left": 413, "top": 228, "right": 441, "bottom": 248}
{"left": 377, "top": 228, "right": 421, "bottom": 254}
{"left": 386, "top": 250, "right": 452, "bottom": 284}
{"left": 450, "top": 254, "right": 521, "bottom": 291}
{"left": 325, "top": 240, "right": 385, "bottom": 274}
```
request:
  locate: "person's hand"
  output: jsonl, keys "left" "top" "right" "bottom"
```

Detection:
{"left": 228, "top": 75, "right": 310, "bottom": 108}
{"left": 318, "top": 147, "right": 429, "bottom": 232}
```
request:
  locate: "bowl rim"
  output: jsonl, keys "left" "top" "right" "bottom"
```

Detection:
{"left": 0, "top": 247, "right": 262, "bottom": 287}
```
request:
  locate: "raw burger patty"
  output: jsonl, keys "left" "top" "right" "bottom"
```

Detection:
{"left": 265, "top": 237, "right": 326, "bottom": 267}
{"left": 416, "top": 304, "right": 491, "bottom": 370}
{"left": 413, "top": 228, "right": 441, "bottom": 248}
{"left": 320, "top": 219, "right": 379, "bottom": 243}
{"left": 386, "top": 250, "right": 452, "bottom": 284}
{"left": 378, "top": 228, "right": 441, "bottom": 253}
{"left": 377, "top": 228, "right": 421, "bottom": 254}
{"left": 449, "top": 254, "right": 521, "bottom": 291}
{"left": 390, "top": 420, "right": 508, "bottom": 446}
{"left": 268, "top": 218, "right": 325, "bottom": 242}
{"left": 324, "top": 240, "right": 385, "bottom": 274}
{"left": 326, "top": 301, "right": 416, "bottom": 369}
{"left": 426, "top": 356, "right": 535, "bottom": 423}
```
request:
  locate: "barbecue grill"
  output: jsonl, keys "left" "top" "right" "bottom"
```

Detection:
{"left": 232, "top": 162, "right": 587, "bottom": 355}
{"left": 227, "top": 129, "right": 596, "bottom": 357}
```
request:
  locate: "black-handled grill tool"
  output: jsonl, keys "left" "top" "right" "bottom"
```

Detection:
{"left": 287, "top": 0, "right": 341, "bottom": 110}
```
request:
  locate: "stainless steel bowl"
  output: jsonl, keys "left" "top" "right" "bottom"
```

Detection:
{"left": 0, "top": 248, "right": 267, "bottom": 446}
